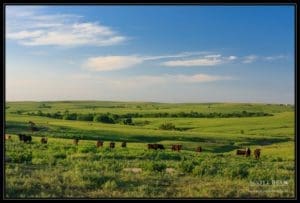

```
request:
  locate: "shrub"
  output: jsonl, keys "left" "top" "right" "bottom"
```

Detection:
{"left": 94, "top": 114, "right": 115, "bottom": 124}
{"left": 159, "top": 123, "right": 176, "bottom": 130}
{"left": 180, "top": 160, "right": 197, "bottom": 173}
{"left": 150, "top": 162, "right": 167, "bottom": 172}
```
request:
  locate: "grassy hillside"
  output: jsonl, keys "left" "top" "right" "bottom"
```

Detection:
{"left": 4, "top": 101, "right": 295, "bottom": 198}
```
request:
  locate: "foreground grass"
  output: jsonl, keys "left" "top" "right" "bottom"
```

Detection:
{"left": 5, "top": 135, "right": 295, "bottom": 198}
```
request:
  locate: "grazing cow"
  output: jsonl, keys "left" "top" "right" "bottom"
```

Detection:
{"left": 121, "top": 141, "right": 127, "bottom": 148}
{"left": 73, "top": 138, "right": 79, "bottom": 145}
{"left": 236, "top": 149, "right": 246, "bottom": 155}
{"left": 245, "top": 147, "right": 251, "bottom": 157}
{"left": 254, "top": 149, "right": 261, "bottom": 159}
{"left": 18, "top": 134, "right": 32, "bottom": 143}
{"left": 148, "top": 143, "right": 164, "bottom": 150}
{"left": 148, "top": 144, "right": 155, "bottom": 150}
{"left": 110, "top": 142, "right": 115, "bottom": 149}
{"left": 41, "top": 137, "right": 48, "bottom": 144}
{"left": 96, "top": 140, "right": 103, "bottom": 148}
{"left": 196, "top": 146, "right": 202, "bottom": 153}
{"left": 171, "top": 144, "right": 182, "bottom": 152}
{"left": 5, "top": 135, "right": 11, "bottom": 140}
{"left": 156, "top": 144, "right": 165, "bottom": 150}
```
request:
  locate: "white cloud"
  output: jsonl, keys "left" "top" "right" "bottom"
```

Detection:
{"left": 161, "top": 54, "right": 237, "bottom": 67}
{"left": 242, "top": 55, "right": 258, "bottom": 64}
{"left": 84, "top": 56, "right": 143, "bottom": 71}
{"left": 6, "top": 7, "right": 126, "bottom": 47}
{"left": 263, "top": 55, "right": 287, "bottom": 61}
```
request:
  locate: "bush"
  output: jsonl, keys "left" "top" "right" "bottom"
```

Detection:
{"left": 103, "top": 180, "right": 118, "bottom": 190}
{"left": 123, "top": 117, "right": 133, "bottom": 125}
{"left": 76, "top": 114, "right": 94, "bottom": 121}
{"left": 94, "top": 114, "right": 115, "bottom": 124}
{"left": 159, "top": 123, "right": 176, "bottom": 130}
{"left": 150, "top": 162, "right": 167, "bottom": 172}
{"left": 180, "top": 160, "right": 197, "bottom": 173}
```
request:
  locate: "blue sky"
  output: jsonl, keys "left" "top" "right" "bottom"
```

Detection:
{"left": 6, "top": 6, "right": 295, "bottom": 103}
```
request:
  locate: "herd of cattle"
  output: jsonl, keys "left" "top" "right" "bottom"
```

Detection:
{"left": 5, "top": 134, "right": 261, "bottom": 159}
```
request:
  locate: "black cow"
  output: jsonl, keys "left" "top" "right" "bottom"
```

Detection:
{"left": 110, "top": 142, "right": 115, "bottom": 149}
{"left": 18, "top": 134, "right": 32, "bottom": 143}
{"left": 121, "top": 141, "right": 127, "bottom": 148}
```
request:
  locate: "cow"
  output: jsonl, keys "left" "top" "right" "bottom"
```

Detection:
{"left": 5, "top": 135, "right": 11, "bottom": 140}
{"left": 236, "top": 149, "right": 246, "bottom": 155}
{"left": 254, "top": 149, "right": 261, "bottom": 159}
{"left": 171, "top": 144, "right": 182, "bottom": 152}
{"left": 196, "top": 146, "right": 202, "bottom": 153}
{"left": 18, "top": 134, "right": 32, "bottom": 143}
{"left": 148, "top": 144, "right": 155, "bottom": 149}
{"left": 156, "top": 144, "right": 165, "bottom": 150}
{"left": 41, "top": 137, "right": 48, "bottom": 144}
{"left": 245, "top": 147, "right": 251, "bottom": 157}
{"left": 148, "top": 143, "right": 164, "bottom": 150}
{"left": 73, "top": 138, "right": 79, "bottom": 145}
{"left": 96, "top": 140, "right": 104, "bottom": 148}
{"left": 121, "top": 141, "right": 127, "bottom": 148}
{"left": 110, "top": 142, "right": 115, "bottom": 149}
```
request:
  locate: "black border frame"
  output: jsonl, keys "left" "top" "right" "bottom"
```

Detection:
{"left": 1, "top": 0, "right": 298, "bottom": 200}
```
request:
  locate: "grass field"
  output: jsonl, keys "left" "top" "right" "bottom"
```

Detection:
{"left": 4, "top": 101, "right": 295, "bottom": 198}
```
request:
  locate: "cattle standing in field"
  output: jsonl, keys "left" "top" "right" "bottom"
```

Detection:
{"left": 254, "top": 149, "right": 261, "bottom": 159}
{"left": 5, "top": 135, "right": 11, "bottom": 140}
{"left": 236, "top": 148, "right": 251, "bottom": 157}
{"left": 110, "top": 142, "right": 115, "bottom": 149}
{"left": 96, "top": 140, "right": 103, "bottom": 148}
{"left": 121, "top": 141, "right": 127, "bottom": 148}
{"left": 196, "top": 146, "right": 202, "bottom": 153}
{"left": 236, "top": 149, "right": 246, "bottom": 155}
{"left": 148, "top": 143, "right": 165, "bottom": 150}
{"left": 41, "top": 137, "right": 48, "bottom": 144}
{"left": 171, "top": 144, "right": 182, "bottom": 152}
{"left": 18, "top": 134, "right": 32, "bottom": 143}
{"left": 73, "top": 138, "right": 79, "bottom": 145}
{"left": 245, "top": 148, "right": 251, "bottom": 157}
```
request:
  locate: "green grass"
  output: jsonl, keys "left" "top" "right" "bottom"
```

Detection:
{"left": 5, "top": 101, "right": 295, "bottom": 198}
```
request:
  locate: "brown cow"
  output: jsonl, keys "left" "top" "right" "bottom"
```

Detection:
{"left": 171, "top": 144, "right": 182, "bottom": 152}
{"left": 148, "top": 143, "right": 165, "bottom": 150}
{"left": 148, "top": 144, "right": 155, "bottom": 149}
{"left": 96, "top": 140, "right": 103, "bottom": 148}
{"left": 121, "top": 141, "right": 127, "bottom": 148}
{"left": 254, "top": 149, "right": 261, "bottom": 159}
{"left": 196, "top": 146, "right": 202, "bottom": 153}
{"left": 73, "top": 138, "right": 79, "bottom": 145}
{"left": 110, "top": 142, "right": 115, "bottom": 149}
{"left": 5, "top": 135, "right": 11, "bottom": 140}
{"left": 41, "top": 137, "right": 48, "bottom": 144}
{"left": 236, "top": 149, "right": 246, "bottom": 155}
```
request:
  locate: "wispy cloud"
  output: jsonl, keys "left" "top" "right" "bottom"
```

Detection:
{"left": 161, "top": 54, "right": 237, "bottom": 67}
{"left": 84, "top": 56, "right": 143, "bottom": 71}
{"left": 263, "top": 55, "right": 288, "bottom": 61}
{"left": 83, "top": 53, "right": 238, "bottom": 71}
{"left": 6, "top": 7, "right": 126, "bottom": 47}
{"left": 242, "top": 55, "right": 258, "bottom": 64}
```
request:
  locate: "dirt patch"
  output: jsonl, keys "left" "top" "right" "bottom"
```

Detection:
{"left": 166, "top": 168, "right": 176, "bottom": 173}
{"left": 123, "top": 168, "right": 142, "bottom": 173}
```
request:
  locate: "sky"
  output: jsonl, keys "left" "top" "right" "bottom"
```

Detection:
{"left": 5, "top": 6, "right": 295, "bottom": 104}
